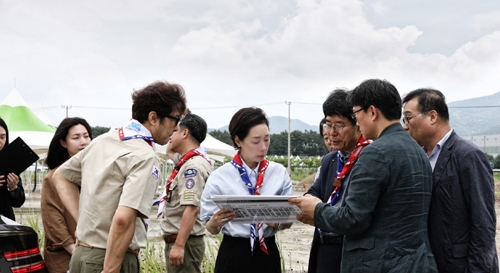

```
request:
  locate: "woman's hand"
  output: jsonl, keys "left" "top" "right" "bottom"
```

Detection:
{"left": 5, "top": 173, "right": 19, "bottom": 191}
{"left": 206, "top": 208, "right": 236, "bottom": 235}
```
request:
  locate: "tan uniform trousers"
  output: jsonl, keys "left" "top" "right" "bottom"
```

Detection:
{"left": 70, "top": 245, "right": 139, "bottom": 273}
{"left": 165, "top": 235, "right": 205, "bottom": 273}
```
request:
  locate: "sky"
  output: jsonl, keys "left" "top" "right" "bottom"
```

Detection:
{"left": 1, "top": 0, "right": 499, "bottom": 129}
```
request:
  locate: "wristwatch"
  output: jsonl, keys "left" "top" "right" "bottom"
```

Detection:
{"left": 273, "top": 223, "right": 282, "bottom": 231}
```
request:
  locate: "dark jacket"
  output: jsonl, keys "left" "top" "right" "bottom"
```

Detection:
{"left": 314, "top": 124, "right": 438, "bottom": 273}
{"left": 306, "top": 151, "right": 348, "bottom": 273}
{"left": 429, "top": 131, "right": 498, "bottom": 273}
{"left": 0, "top": 177, "right": 25, "bottom": 221}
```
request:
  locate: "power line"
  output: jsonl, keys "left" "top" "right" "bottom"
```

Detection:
{"left": 448, "top": 106, "right": 500, "bottom": 108}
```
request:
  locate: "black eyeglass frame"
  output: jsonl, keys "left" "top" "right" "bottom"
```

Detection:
{"left": 166, "top": 114, "right": 181, "bottom": 125}
{"left": 351, "top": 108, "right": 363, "bottom": 120}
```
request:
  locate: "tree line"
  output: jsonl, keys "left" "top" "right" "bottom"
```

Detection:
{"left": 89, "top": 126, "right": 500, "bottom": 167}
{"left": 90, "top": 126, "right": 328, "bottom": 156}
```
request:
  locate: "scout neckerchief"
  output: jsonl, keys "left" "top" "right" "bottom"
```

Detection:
{"left": 118, "top": 119, "right": 156, "bottom": 150}
{"left": 318, "top": 135, "right": 370, "bottom": 237}
{"left": 326, "top": 135, "right": 370, "bottom": 205}
{"left": 154, "top": 147, "right": 210, "bottom": 217}
{"left": 231, "top": 151, "right": 270, "bottom": 255}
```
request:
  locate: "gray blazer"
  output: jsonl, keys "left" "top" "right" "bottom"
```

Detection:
{"left": 429, "top": 131, "right": 498, "bottom": 273}
{"left": 314, "top": 124, "right": 438, "bottom": 273}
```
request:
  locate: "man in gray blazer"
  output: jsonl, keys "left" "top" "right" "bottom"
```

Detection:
{"left": 403, "top": 89, "right": 498, "bottom": 273}
{"left": 291, "top": 79, "right": 437, "bottom": 273}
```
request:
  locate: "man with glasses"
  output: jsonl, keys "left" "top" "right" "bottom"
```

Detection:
{"left": 402, "top": 89, "right": 498, "bottom": 273}
{"left": 53, "top": 81, "right": 187, "bottom": 273}
{"left": 299, "top": 89, "right": 367, "bottom": 273}
{"left": 291, "top": 79, "right": 437, "bottom": 272}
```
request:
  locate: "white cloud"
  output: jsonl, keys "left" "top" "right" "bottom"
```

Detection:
{"left": 1, "top": 0, "right": 499, "bottom": 130}
{"left": 371, "top": 2, "right": 386, "bottom": 13}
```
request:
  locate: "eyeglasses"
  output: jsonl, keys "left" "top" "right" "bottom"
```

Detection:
{"left": 323, "top": 123, "right": 352, "bottom": 133}
{"left": 401, "top": 113, "right": 424, "bottom": 125}
{"left": 166, "top": 114, "right": 181, "bottom": 126}
{"left": 351, "top": 108, "right": 363, "bottom": 120}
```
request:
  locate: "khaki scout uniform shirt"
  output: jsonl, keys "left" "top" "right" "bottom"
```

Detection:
{"left": 160, "top": 156, "right": 211, "bottom": 236}
{"left": 58, "top": 130, "right": 160, "bottom": 250}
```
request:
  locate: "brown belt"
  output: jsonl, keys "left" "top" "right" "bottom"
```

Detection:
{"left": 77, "top": 241, "right": 139, "bottom": 255}
{"left": 163, "top": 234, "right": 203, "bottom": 244}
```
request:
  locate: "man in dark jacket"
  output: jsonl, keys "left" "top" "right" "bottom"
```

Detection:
{"left": 304, "top": 89, "right": 365, "bottom": 273}
{"left": 403, "top": 89, "right": 498, "bottom": 273}
{"left": 291, "top": 79, "right": 437, "bottom": 273}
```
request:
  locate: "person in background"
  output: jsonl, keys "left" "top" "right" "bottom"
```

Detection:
{"left": 402, "top": 89, "right": 498, "bottom": 273}
{"left": 303, "top": 89, "right": 367, "bottom": 273}
{"left": 314, "top": 117, "right": 334, "bottom": 182}
{"left": 0, "top": 117, "right": 25, "bottom": 221}
{"left": 41, "top": 117, "right": 92, "bottom": 273}
{"left": 320, "top": 117, "right": 334, "bottom": 153}
{"left": 53, "top": 81, "right": 186, "bottom": 273}
{"left": 158, "top": 113, "right": 211, "bottom": 273}
{"left": 290, "top": 79, "right": 437, "bottom": 272}
{"left": 200, "top": 107, "right": 293, "bottom": 273}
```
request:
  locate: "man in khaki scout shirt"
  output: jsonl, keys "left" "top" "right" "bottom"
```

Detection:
{"left": 53, "top": 81, "right": 187, "bottom": 273}
{"left": 160, "top": 113, "right": 211, "bottom": 273}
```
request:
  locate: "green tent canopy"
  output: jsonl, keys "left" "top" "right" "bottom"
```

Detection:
{"left": 0, "top": 89, "right": 55, "bottom": 154}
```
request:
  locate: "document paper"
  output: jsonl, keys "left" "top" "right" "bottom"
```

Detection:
{"left": 211, "top": 195, "right": 302, "bottom": 224}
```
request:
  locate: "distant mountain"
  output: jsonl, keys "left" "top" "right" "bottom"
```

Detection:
{"left": 212, "top": 116, "right": 317, "bottom": 134}
{"left": 448, "top": 91, "right": 500, "bottom": 136}
{"left": 208, "top": 92, "right": 500, "bottom": 137}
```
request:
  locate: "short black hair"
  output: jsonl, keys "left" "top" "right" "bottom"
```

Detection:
{"left": 229, "top": 107, "right": 269, "bottom": 149}
{"left": 319, "top": 117, "right": 327, "bottom": 136}
{"left": 350, "top": 79, "right": 401, "bottom": 121}
{"left": 323, "top": 89, "right": 356, "bottom": 125}
{"left": 0, "top": 118, "right": 9, "bottom": 146}
{"left": 179, "top": 113, "right": 207, "bottom": 145}
{"left": 45, "top": 117, "right": 93, "bottom": 169}
{"left": 131, "top": 81, "right": 187, "bottom": 124}
{"left": 402, "top": 88, "right": 449, "bottom": 121}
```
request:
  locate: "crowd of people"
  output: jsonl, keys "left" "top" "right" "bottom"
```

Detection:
{"left": 0, "top": 78, "right": 498, "bottom": 273}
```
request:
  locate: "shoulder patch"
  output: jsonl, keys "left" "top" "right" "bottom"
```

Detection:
{"left": 185, "top": 179, "right": 195, "bottom": 189}
{"left": 151, "top": 165, "right": 160, "bottom": 180}
{"left": 184, "top": 169, "right": 197, "bottom": 178}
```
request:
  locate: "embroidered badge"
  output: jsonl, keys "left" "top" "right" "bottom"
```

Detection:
{"left": 185, "top": 179, "right": 195, "bottom": 189}
{"left": 184, "top": 169, "right": 197, "bottom": 178}
{"left": 151, "top": 165, "right": 160, "bottom": 180}
{"left": 128, "top": 122, "right": 142, "bottom": 132}
{"left": 184, "top": 190, "right": 194, "bottom": 201}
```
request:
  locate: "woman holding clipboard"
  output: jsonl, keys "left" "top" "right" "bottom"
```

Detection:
{"left": 200, "top": 107, "right": 294, "bottom": 273}
{"left": 0, "top": 118, "right": 25, "bottom": 221}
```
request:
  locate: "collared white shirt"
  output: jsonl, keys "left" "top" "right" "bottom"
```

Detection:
{"left": 200, "top": 159, "right": 293, "bottom": 238}
{"left": 428, "top": 129, "right": 453, "bottom": 171}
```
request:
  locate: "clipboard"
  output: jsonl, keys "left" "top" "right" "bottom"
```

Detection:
{"left": 0, "top": 137, "right": 40, "bottom": 176}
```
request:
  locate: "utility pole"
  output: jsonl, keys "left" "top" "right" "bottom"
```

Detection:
{"left": 61, "top": 105, "right": 72, "bottom": 117}
{"left": 285, "top": 101, "right": 291, "bottom": 174}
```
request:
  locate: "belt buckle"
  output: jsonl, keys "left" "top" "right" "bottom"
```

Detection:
{"left": 319, "top": 234, "right": 324, "bottom": 244}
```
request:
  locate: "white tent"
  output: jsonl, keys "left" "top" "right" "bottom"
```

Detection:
{"left": 0, "top": 89, "right": 55, "bottom": 154}
{"left": 157, "top": 133, "right": 236, "bottom": 162}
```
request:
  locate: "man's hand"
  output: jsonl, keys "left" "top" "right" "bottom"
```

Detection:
{"left": 289, "top": 195, "right": 322, "bottom": 218}
{"left": 169, "top": 244, "right": 185, "bottom": 266}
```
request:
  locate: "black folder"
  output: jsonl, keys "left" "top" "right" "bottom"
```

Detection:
{"left": 0, "top": 137, "right": 40, "bottom": 176}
